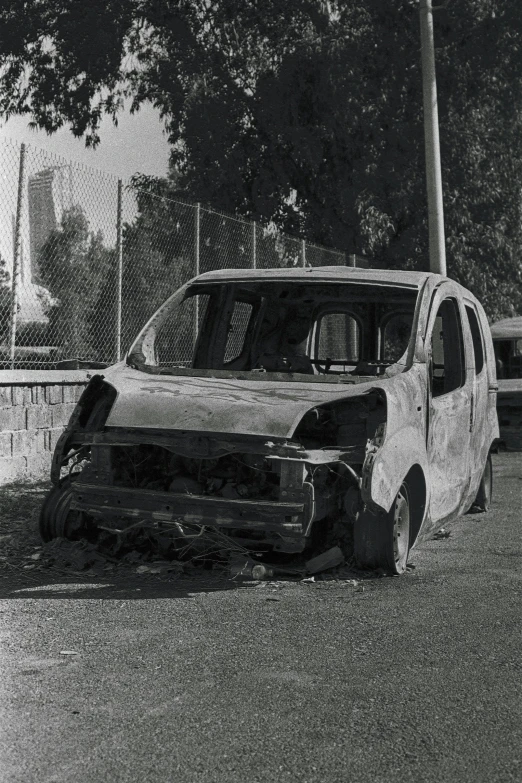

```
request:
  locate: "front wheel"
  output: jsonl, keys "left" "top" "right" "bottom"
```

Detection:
{"left": 39, "top": 476, "right": 97, "bottom": 542}
{"left": 354, "top": 483, "right": 411, "bottom": 575}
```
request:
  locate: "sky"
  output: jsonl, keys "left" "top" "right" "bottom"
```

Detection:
{"left": 0, "top": 102, "right": 171, "bottom": 181}
{"left": 0, "top": 104, "right": 172, "bottom": 273}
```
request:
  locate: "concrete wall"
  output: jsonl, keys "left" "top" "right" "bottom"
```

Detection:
{"left": 0, "top": 371, "right": 92, "bottom": 484}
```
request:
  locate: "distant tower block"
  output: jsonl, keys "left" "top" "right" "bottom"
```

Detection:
{"left": 28, "top": 165, "right": 72, "bottom": 283}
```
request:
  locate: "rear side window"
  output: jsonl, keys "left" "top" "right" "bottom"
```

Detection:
{"left": 465, "top": 305, "right": 484, "bottom": 374}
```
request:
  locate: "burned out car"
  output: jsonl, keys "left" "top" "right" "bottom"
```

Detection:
{"left": 40, "top": 267, "right": 499, "bottom": 574}
{"left": 491, "top": 316, "right": 522, "bottom": 450}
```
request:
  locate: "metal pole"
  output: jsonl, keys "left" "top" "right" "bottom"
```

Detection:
{"left": 346, "top": 255, "right": 358, "bottom": 358}
{"left": 115, "top": 179, "right": 123, "bottom": 362}
{"left": 195, "top": 202, "right": 201, "bottom": 277}
{"left": 420, "top": 0, "right": 446, "bottom": 276}
{"left": 9, "top": 143, "right": 26, "bottom": 369}
{"left": 194, "top": 202, "right": 201, "bottom": 336}
{"left": 301, "top": 239, "right": 306, "bottom": 268}
{"left": 252, "top": 220, "right": 257, "bottom": 269}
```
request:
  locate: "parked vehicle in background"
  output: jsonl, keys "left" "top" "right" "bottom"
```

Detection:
{"left": 40, "top": 267, "right": 499, "bottom": 575}
{"left": 491, "top": 316, "right": 522, "bottom": 450}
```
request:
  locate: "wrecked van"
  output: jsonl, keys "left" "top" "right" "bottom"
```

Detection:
{"left": 40, "top": 267, "right": 499, "bottom": 574}
{"left": 491, "top": 316, "right": 522, "bottom": 450}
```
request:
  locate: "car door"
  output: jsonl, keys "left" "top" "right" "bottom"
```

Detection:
{"left": 426, "top": 290, "right": 473, "bottom": 523}
{"left": 462, "top": 299, "right": 490, "bottom": 494}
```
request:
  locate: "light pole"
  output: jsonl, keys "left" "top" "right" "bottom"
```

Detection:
{"left": 420, "top": 0, "right": 447, "bottom": 276}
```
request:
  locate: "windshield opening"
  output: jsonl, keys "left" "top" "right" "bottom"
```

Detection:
{"left": 128, "top": 280, "right": 418, "bottom": 378}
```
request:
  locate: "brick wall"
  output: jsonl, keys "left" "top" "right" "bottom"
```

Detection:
{"left": 0, "top": 371, "right": 92, "bottom": 484}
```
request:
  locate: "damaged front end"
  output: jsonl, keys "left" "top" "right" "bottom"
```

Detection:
{"left": 43, "top": 374, "right": 387, "bottom": 558}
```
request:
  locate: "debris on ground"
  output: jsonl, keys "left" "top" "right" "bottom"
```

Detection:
{"left": 0, "top": 480, "right": 387, "bottom": 585}
{"left": 229, "top": 545, "right": 347, "bottom": 581}
{"left": 229, "top": 556, "right": 305, "bottom": 581}
{"left": 432, "top": 527, "right": 452, "bottom": 540}
{"left": 305, "top": 546, "right": 344, "bottom": 575}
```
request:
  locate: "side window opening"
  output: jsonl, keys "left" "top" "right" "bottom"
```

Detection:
{"left": 465, "top": 304, "right": 485, "bottom": 375}
{"left": 155, "top": 293, "right": 210, "bottom": 367}
{"left": 430, "top": 298, "right": 465, "bottom": 397}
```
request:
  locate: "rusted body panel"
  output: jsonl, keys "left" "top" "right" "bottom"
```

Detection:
{"left": 190, "top": 265, "right": 432, "bottom": 287}
{"left": 103, "top": 365, "right": 387, "bottom": 438}
{"left": 363, "top": 366, "right": 429, "bottom": 523}
{"left": 46, "top": 268, "right": 499, "bottom": 566}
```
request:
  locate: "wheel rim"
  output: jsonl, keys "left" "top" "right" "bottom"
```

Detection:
{"left": 39, "top": 477, "right": 88, "bottom": 541}
{"left": 56, "top": 484, "right": 91, "bottom": 539}
{"left": 392, "top": 485, "right": 410, "bottom": 572}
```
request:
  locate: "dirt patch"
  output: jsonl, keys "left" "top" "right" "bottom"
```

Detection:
{"left": 0, "top": 481, "right": 50, "bottom": 568}
{"left": 0, "top": 481, "right": 228, "bottom": 582}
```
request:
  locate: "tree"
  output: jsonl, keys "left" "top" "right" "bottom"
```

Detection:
{"left": 2, "top": 0, "right": 522, "bottom": 318}
{"left": 118, "top": 183, "right": 196, "bottom": 354}
{"left": 38, "top": 206, "right": 114, "bottom": 359}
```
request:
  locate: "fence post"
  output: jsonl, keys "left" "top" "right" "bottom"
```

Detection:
{"left": 115, "top": 179, "right": 123, "bottom": 362}
{"left": 252, "top": 221, "right": 257, "bottom": 269}
{"left": 9, "top": 143, "right": 26, "bottom": 370}
{"left": 301, "top": 239, "right": 306, "bottom": 267}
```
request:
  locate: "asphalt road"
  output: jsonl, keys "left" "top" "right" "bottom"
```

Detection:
{"left": 1, "top": 452, "right": 521, "bottom": 783}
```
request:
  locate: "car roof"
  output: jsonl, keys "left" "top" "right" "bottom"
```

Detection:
{"left": 195, "top": 266, "right": 444, "bottom": 289}
{"left": 490, "top": 316, "right": 522, "bottom": 339}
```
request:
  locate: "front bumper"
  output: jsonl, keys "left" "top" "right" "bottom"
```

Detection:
{"left": 71, "top": 482, "right": 313, "bottom": 551}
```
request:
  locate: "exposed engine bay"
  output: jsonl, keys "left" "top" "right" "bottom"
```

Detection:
{"left": 42, "top": 374, "right": 386, "bottom": 558}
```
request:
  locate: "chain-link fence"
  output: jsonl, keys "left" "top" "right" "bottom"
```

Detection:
{"left": 0, "top": 138, "right": 347, "bottom": 370}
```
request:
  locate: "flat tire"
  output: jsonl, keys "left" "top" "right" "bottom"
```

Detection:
{"left": 39, "top": 476, "right": 94, "bottom": 542}
{"left": 354, "top": 483, "right": 411, "bottom": 575}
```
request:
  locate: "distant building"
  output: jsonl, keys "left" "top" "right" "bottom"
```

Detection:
{"left": 9, "top": 165, "right": 72, "bottom": 323}
{"left": 27, "top": 166, "right": 72, "bottom": 283}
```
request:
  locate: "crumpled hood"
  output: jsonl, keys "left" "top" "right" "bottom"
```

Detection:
{"left": 103, "top": 365, "right": 382, "bottom": 439}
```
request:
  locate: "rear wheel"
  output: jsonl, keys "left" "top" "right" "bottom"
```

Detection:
{"left": 354, "top": 483, "right": 411, "bottom": 575}
{"left": 39, "top": 476, "right": 96, "bottom": 542}
{"left": 471, "top": 454, "right": 493, "bottom": 512}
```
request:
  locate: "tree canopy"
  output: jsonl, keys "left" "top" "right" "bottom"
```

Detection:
{"left": 2, "top": 0, "right": 522, "bottom": 318}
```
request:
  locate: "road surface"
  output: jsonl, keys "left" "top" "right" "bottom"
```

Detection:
{"left": 1, "top": 452, "right": 521, "bottom": 783}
